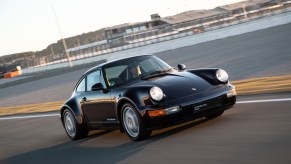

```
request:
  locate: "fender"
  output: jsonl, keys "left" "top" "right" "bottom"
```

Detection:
{"left": 116, "top": 86, "right": 153, "bottom": 114}
{"left": 187, "top": 68, "right": 228, "bottom": 85}
{"left": 60, "top": 97, "right": 84, "bottom": 123}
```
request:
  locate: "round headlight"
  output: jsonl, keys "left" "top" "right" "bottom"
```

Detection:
{"left": 150, "top": 86, "right": 164, "bottom": 101}
{"left": 216, "top": 69, "right": 229, "bottom": 83}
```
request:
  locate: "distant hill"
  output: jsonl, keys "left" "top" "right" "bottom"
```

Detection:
{"left": 0, "top": 28, "right": 106, "bottom": 66}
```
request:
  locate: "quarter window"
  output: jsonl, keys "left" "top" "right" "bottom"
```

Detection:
{"left": 76, "top": 78, "right": 86, "bottom": 92}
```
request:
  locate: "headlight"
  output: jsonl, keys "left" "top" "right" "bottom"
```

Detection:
{"left": 216, "top": 69, "right": 229, "bottom": 83}
{"left": 149, "top": 86, "right": 164, "bottom": 101}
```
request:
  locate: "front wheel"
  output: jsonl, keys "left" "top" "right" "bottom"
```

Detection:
{"left": 63, "top": 109, "right": 89, "bottom": 140}
{"left": 122, "top": 103, "right": 151, "bottom": 141}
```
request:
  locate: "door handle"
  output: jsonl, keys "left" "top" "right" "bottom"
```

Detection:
{"left": 82, "top": 97, "right": 87, "bottom": 102}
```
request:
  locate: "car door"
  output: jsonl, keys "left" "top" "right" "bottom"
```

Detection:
{"left": 81, "top": 69, "right": 117, "bottom": 128}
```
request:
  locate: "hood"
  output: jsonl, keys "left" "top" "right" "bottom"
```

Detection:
{"left": 130, "top": 71, "right": 214, "bottom": 100}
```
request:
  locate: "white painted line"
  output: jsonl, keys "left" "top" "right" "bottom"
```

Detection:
{"left": 0, "top": 113, "right": 59, "bottom": 120}
{"left": 237, "top": 98, "right": 291, "bottom": 104}
{"left": 0, "top": 98, "right": 291, "bottom": 120}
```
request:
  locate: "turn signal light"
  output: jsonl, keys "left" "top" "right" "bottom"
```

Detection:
{"left": 227, "top": 88, "right": 237, "bottom": 98}
{"left": 148, "top": 110, "right": 166, "bottom": 117}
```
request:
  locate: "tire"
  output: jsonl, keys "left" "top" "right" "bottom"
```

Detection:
{"left": 206, "top": 110, "right": 224, "bottom": 119}
{"left": 121, "top": 103, "right": 152, "bottom": 141}
{"left": 63, "top": 109, "right": 89, "bottom": 140}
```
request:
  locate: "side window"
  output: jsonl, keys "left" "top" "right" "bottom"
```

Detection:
{"left": 105, "top": 65, "right": 128, "bottom": 87}
{"left": 105, "top": 65, "right": 127, "bottom": 80}
{"left": 76, "top": 78, "right": 86, "bottom": 92}
{"left": 140, "top": 58, "right": 159, "bottom": 73}
{"left": 87, "top": 70, "right": 101, "bottom": 91}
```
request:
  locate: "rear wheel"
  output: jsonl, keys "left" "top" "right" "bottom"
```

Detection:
{"left": 63, "top": 109, "right": 89, "bottom": 140}
{"left": 121, "top": 103, "right": 151, "bottom": 141}
{"left": 206, "top": 110, "right": 224, "bottom": 119}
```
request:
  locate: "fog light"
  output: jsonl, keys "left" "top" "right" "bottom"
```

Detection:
{"left": 227, "top": 88, "right": 237, "bottom": 98}
{"left": 165, "top": 106, "right": 181, "bottom": 114}
{"left": 147, "top": 106, "right": 181, "bottom": 117}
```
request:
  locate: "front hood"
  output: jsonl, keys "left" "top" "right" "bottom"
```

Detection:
{"left": 130, "top": 71, "right": 214, "bottom": 100}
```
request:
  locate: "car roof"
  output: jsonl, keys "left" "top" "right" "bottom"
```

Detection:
{"left": 83, "top": 54, "right": 154, "bottom": 75}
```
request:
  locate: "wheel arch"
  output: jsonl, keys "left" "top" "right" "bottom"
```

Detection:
{"left": 60, "top": 105, "right": 74, "bottom": 125}
{"left": 60, "top": 98, "right": 83, "bottom": 125}
{"left": 116, "top": 97, "right": 140, "bottom": 133}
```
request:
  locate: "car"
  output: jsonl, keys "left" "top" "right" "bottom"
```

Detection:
{"left": 60, "top": 55, "right": 236, "bottom": 141}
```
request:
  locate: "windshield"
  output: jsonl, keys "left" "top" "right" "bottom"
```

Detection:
{"left": 103, "top": 55, "right": 172, "bottom": 88}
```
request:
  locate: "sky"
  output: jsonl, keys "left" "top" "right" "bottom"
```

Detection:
{"left": 0, "top": 0, "right": 243, "bottom": 57}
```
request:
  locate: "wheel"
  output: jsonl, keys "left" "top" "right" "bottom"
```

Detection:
{"left": 121, "top": 103, "right": 152, "bottom": 141}
{"left": 206, "top": 110, "right": 224, "bottom": 119}
{"left": 63, "top": 109, "right": 89, "bottom": 140}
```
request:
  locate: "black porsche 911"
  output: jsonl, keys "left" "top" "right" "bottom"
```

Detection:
{"left": 60, "top": 55, "right": 236, "bottom": 141}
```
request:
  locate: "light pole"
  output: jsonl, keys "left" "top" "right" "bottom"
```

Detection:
{"left": 52, "top": 5, "right": 73, "bottom": 67}
{"left": 243, "top": 3, "right": 248, "bottom": 19}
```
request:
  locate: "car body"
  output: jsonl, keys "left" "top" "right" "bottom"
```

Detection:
{"left": 60, "top": 55, "right": 236, "bottom": 141}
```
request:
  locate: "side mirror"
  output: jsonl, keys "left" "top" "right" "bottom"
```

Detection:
{"left": 91, "top": 83, "right": 104, "bottom": 91}
{"left": 177, "top": 64, "right": 186, "bottom": 71}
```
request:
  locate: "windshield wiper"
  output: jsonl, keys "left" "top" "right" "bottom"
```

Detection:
{"left": 141, "top": 67, "right": 174, "bottom": 80}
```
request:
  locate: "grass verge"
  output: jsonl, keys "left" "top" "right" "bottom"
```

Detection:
{"left": 232, "top": 74, "right": 291, "bottom": 95}
{"left": 0, "top": 101, "right": 63, "bottom": 116}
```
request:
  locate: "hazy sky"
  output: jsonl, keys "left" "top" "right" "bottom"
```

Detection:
{"left": 0, "top": 0, "right": 243, "bottom": 56}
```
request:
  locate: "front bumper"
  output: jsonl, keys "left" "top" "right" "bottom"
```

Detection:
{"left": 141, "top": 86, "right": 236, "bottom": 130}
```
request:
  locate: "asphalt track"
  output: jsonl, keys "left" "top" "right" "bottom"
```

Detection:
{"left": 1, "top": 23, "right": 291, "bottom": 107}
{"left": 0, "top": 95, "right": 291, "bottom": 164}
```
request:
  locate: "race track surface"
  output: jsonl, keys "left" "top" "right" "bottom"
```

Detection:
{"left": 0, "top": 95, "right": 291, "bottom": 164}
